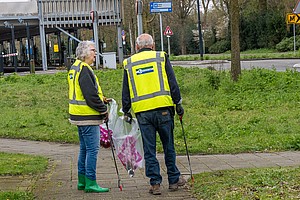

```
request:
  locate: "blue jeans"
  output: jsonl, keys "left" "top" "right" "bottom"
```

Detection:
{"left": 136, "top": 108, "right": 180, "bottom": 185}
{"left": 77, "top": 125, "right": 100, "bottom": 180}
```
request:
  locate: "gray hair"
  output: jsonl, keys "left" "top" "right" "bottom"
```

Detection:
{"left": 136, "top": 34, "right": 154, "bottom": 48}
{"left": 75, "top": 40, "right": 95, "bottom": 61}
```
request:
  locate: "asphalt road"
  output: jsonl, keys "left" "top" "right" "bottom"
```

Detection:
{"left": 3, "top": 59, "right": 300, "bottom": 76}
{"left": 171, "top": 59, "right": 300, "bottom": 72}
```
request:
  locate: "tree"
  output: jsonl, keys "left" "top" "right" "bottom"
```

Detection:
{"left": 230, "top": 0, "right": 241, "bottom": 81}
{"left": 172, "top": 0, "right": 197, "bottom": 54}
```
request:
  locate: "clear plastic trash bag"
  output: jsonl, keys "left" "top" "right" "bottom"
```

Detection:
{"left": 112, "top": 116, "right": 144, "bottom": 177}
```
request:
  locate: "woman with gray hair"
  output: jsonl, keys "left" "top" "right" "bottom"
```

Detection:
{"left": 68, "top": 40, "right": 110, "bottom": 193}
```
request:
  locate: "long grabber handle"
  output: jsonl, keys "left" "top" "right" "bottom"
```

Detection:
{"left": 106, "top": 121, "right": 123, "bottom": 191}
{"left": 179, "top": 117, "right": 194, "bottom": 184}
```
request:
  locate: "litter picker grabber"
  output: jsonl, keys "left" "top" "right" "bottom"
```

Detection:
{"left": 106, "top": 121, "right": 123, "bottom": 191}
{"left": 179, "top": 116, "right": 194, "bottom": 185}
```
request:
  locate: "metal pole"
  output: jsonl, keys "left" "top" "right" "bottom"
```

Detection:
{"left": 56, "top": 26, "right": 81, "bottom": 43}
{"left": 26, "top": 22, "right": 33, "bottom": 73}
{"left": 196, "top": 0, "right": 204, "bottom": 60}
{"left": 38, "top": 1, "right": 48, "bottom": 71}
{"left": 294, "top": 23, "right": 296, "bottom": 55}
{"left": 115, "top": 0, "right": 124, "bottom": 63}
{"left": 39, "top": 24, "right": 47, "bottom": 71}
{"left": 92, "top": 0, "right": 100, "bottom": 69}
{"left": 0, "top": 42, "right": 4, "bottom": 75}
{"left": 167, "top": 35, "right": 170, "bottom": 55}
{"left": 11, "top": 26, "right": 18, "bottom": 72}
{"left": 19, "top": 39, "right": 24, "bottom": 67}
{"left": 56, "top": 32, "right": 62, "bottom": 66}
{"left": 159, "top": 13, "right": 163, "bottom": 51}
{"left": 137, "top": 0, "right": 143, "bottom": 36}
{"left": 117, "top": 25, "right": 124, "bottom": 63}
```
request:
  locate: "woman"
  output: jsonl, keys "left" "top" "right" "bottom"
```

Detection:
{"left": 68, "top": 40, "right": 109, "bottom": 193}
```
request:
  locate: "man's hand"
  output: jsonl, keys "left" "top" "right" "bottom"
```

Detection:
{"left": 176, "top": 104, "right": 184, "bottom": 118}
{"left": 124, "top": 112, "right": 133, "bottom": 124}
{"left": 103, "top": 97, "right": 112, "bottom": 104}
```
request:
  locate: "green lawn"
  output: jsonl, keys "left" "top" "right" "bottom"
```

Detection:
{"left": 1, "top": 68, "right": 300, "bottom": 154}
{"left": 193, "top": 166, "right": 300, "bottom": 199}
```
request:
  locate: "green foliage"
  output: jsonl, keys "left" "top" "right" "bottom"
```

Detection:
{"left": 235, "top": 7, "right": 288, "bottom": 51}
{"left": 276, "top": 36, "right": 300, "bottom": 52}
{"left": 0, "top": 152, "right": 48, "bottom": 176}
{"left": 0, "top": 191, "right": 34, "bottom": 200}
{"left": 193, "top": 167, "right": 300, "bottom": 199}
{"left": 208, "top": 40, "right": 231, "bottom": 53}
{"left": 203, "top": 69, "right": 222, "bottom": 90}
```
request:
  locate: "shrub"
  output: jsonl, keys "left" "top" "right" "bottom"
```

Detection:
{"left": 276, "top": 36, "right": 300, "bottom": 52}
{"left": 208, "top": 40, "right": 230, "bottom": 54}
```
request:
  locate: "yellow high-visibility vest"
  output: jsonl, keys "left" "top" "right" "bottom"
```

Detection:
{"left": 123, "top": 51, "right": 173, "bottom": 113}
{"left": 68, "top": 60, "right": 104, "bottom": 116}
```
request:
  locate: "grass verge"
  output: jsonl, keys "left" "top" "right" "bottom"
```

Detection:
{"left": 170, "top": 49, "right": 300, "bottom": 61}
{"left": 192, "top": 166, "right": 300, "bottom": 199}
{"left": 0, "top": 152, "right": 48, "bottom": 200}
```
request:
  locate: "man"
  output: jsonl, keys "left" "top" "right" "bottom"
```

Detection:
{"left": 122, "top": 33, "right": 186, "bottom": 195}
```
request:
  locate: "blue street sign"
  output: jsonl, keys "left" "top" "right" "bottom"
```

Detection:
{"left": 150, "top": 2, "right": 172, "bottom": 13}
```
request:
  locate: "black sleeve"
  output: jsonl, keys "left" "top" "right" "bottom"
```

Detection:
{"left": 78, "top": 66, "right": 107, "bottom": 114}
{"left": 165, "top": 55, "right": 182, "bottom": 104}
{"left": 122, "top": 69, "right": 131, "bottom": 113}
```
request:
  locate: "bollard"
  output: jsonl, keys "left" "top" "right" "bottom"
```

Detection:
{"left": 67, "top": 57, "right": 71, "bottom": 71}
{"left": 30, "top": 59, "right": 35, "bottom": 74}
{"left": 0, "top": 55, "right": 3, "bottom": 76}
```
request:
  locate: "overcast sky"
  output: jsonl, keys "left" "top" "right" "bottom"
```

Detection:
{"left": 0, "top": 0, "right": 30, "bottom": 2}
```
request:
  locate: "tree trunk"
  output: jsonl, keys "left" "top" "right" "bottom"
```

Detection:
{"left": 230, "top": 0, "right": 241, "bottom": 81}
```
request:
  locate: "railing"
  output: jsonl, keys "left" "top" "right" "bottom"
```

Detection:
{"left": 39, "top": 0, "right": 121, "bottom": 28}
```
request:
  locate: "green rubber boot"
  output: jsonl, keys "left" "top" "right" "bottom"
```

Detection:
{"left": 77, "top": 174, "right": 85, "bottom": 190}
{"left": 84, "top": 177, "right": 109, "bottom": 193}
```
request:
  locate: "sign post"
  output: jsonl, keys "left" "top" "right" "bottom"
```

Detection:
{"left": 150, "top": 2, "right": 172, "bottom": 51}
{"left": 164, "top": 26, "right": 173, "bottom": 55}
{"left": 122, "top": 30, "right": 126, "bottom": 55}
{"left": 286, "top": 13, "right": 300, "bottom": 55}
{"left": 136, "top": 0, "right": 143, "bottom": 36}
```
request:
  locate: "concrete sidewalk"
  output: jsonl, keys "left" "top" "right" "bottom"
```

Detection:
{"left": 1, "top": 138, "right": 300, "bottom": 199}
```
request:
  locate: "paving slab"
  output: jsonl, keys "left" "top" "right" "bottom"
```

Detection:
{"left": 1, "top": 138, "right": 300, "bottom": 199}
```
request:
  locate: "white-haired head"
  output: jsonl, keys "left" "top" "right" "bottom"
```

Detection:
{"left": 75, "top": 40, "right": 95, "bottom": 61}
{"left": 136, "top": 33, "right": 155, "bottom": 51}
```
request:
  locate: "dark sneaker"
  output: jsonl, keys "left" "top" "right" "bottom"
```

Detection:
{"left": 149, "top": 184, "right": 161, "bottom": 195}
{"left": 169, "top": 176, "right": 186, "bottom": 191}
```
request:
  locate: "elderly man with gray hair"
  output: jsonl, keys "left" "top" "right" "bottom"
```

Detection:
{"left": 121, "top": 33, "right": 186, "bottom": 195}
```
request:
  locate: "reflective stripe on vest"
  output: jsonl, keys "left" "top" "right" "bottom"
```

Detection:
{"left": 69, "top": 62, "right": 99, "bottom": 106}
{"left": 126, "top": 52, "right": 170, "bottom": 103}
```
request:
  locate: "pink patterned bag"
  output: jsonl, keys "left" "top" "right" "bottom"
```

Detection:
{"left": 99, "top": 99, "right": 118, "bottom": 148}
